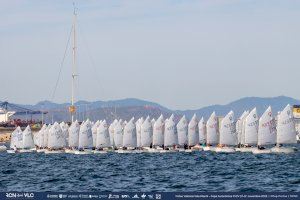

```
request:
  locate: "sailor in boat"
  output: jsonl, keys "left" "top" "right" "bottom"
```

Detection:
{"left": 184, "top": 143, "right": 188, "bottom": 150}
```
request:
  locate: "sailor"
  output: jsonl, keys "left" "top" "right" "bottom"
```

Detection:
{"left": 184, "top": 144, "right": 188, "bottom": 150}
{"left": 13, "top": 145, "right": 17, "bottom": 151}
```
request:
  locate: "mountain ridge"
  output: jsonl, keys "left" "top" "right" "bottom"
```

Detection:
{"left": 9, "top": 96, "right": 300, "bottom": 123}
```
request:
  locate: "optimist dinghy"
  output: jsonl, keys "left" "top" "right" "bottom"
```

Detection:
{"left": 18, "top": 126, "right": 35, "bottom": 153}
{"left": 120, "top": 118, "right": 139, "bottom": 153}
{"left": 203, "top": 112, "right": 219, "bottom": 151}
{"left": 7, "top": 126, "right": 22, "bottom": 153}
{"left": 271, "top": 104, "right": 297, "bottom": 153}
{"left": 197, "top": 117, "right": 206, "bottom": 150}
{"left": 141, "top": 116, "right": 153, "bottom": 152}
{"left": 45, "top": 122, "right": 66, "bottom": 154}
{"left": 215, "top": 111, "right": 236, "bottom": 153}
{"left": 188, "top": 114, "right": 200, "bottom": 151}
{"left": 177, "top": 115, "right": 188, "bottom": 150}
{"left": 74, "top": 120, "right": 93, "bottom": 154}
{"left": 93, "top": 120, "right": 110, "bottom": 154}
{"left": 237, "top": 108, "right": 258, "bottom": 152}
{"left": 65, "top": 120, "right": 80, "bottom": 153}
{"left": 161, "top": 114, "right": 178, "bottom": 153}
{"left": 152, "top": 115, "right": 165, "bottom": 152}
{"left": 252, "top": 106, "right": 276, "bottom": 154}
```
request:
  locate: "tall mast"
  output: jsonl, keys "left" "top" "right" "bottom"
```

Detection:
{"left": 70, "top": 4, "right": 77, "bottom": 123}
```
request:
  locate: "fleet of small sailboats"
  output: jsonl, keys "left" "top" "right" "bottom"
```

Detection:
{"left": 6, "top": 104, "right": 299, "bottom": 154}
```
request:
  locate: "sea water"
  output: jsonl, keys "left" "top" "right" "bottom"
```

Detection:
{"left": 0, "top": 145, "right": 299, "bottom": 192}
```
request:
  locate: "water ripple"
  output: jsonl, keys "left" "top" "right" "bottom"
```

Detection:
{"left": 0, "top": 145, "right": 299, "bottom": 192}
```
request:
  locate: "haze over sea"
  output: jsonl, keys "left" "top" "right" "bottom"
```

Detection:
{"left": 1, "top": 147, "right": 299, "bottom": 192}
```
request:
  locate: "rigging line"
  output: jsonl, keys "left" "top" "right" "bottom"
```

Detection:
{"left": 50, "top": 25, "right": 73, "bottom": 101}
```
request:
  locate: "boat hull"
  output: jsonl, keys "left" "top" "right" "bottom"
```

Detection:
{"left": 19, "top": 149, "right": 35, "bottom": 153}
{"left": 36, "top": 149, "right": 46, "bottom": 153}
{"left": 74, "top": 150, "right": 93, "bottom": 155}
{"left": 7, "top": 150, "right": 16, "bottom": 154}
{"left": 45, "top": 150, "right": 65, "bottom": 154}
{"left": 202, "top": 146, "right": 216, "bottom": 151}
{"left": 270, "top": 147, "right": 296, "bottom": 153}
{"left": 252, "top": 148, "right": 272, "bottom": 154}
{"left": 214, "top": 147, "right": 235, "bottom": 153}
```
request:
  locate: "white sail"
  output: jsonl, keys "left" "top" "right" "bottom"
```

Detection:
{"left": 78, "top": 120, "right": 93, "bottom": 149}
{"left": 113, "top": 121, "right": 123, "bottom": 148}
{"left": 60, "top": 122, "right": 68, "bottom": 147}
{"left": 136, "top": 117, "right": 144, "bottom": 148}
{"left": 38, "top": 124, "right": 47, "bottom": 148}
{"left": 44, "top": 125, "right": 51, "bottom": 148}
{"left": 22, "top": 125, "right": 35, "bottom": 149}
{"left": 198, "top": 117, "right": 206, "bottom": 144}
{"left": 96, "top": 120, "right": 111, "bottom": 148}
{"left": 68, "top": 120, "right": 80, "bottom": 147}
{"left": 141, "top": 116, "right": 153, "bottom": 147}
{"left": 164, "top": 114, "right": 178, "bottom": 147}
{"left": 258, "top": 106, "right": 276, "bottom": 146}
{"left": 219, "top": 111, "right": 236, "bottom": 145}
{"left": 243, "top": 108, "right": 259, "bottom": 145}
{"left": 10, "top": 126, "right": 23, "bottom": 149}
{"left": 277, "top": 104, "right": 297, "bottom": 144}
{"left": 206, "top": 112, "right": 219, "bottom": 145}
{"left": 177, "top": 115, "right": 188, "bottom": 146}
{"left": 33, "top": 131, "right": 38, "bottom": 146}
{"left": 188, "top": 114, "right": 199, "bottom": 146}
{"left": 237, "top": 111, "right": 249, "bottom": 144}
{"left": 153, "top": 114, "right": 164, "bottom": 146}
{"left": 48, "top": 122, "right": 65, "bottom": 149}
{"left": 151, "top": 118, "right": 156, "bottom": 127}
{"left": 109, "top": 119, "right": 118, "bottom": 146}
{"left": 123, "top": 118, "right": 137, "bottom": 148}
{"left": 92, "top": 120, "right": 101, "bottom": 147}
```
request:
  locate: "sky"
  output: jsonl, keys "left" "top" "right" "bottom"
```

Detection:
{"left": 1, "top": 0, "right": 300, "bottom": 110}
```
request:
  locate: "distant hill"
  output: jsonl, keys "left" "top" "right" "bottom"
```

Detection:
{"left": 10, "top": 96, "right": 300, "bottom": 123}
{"left": 176, "top": 96, "right": 300, "bottom": 119}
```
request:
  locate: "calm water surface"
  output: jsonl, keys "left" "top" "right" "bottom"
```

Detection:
{"left": 0, "top": 145, "right": 299, "bottom": 192}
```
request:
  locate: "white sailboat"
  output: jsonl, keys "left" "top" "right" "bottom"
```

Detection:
{"left": 45, "top": 122, "right": 65, "bottom": 154}
{"left": 252, "top": 106, "right": 276, "bottom": 154}
{"left": 7, "top": 126, "right": 23, "bottom": 153}
{"left": 236, "top": 111, "right": 249, "bottom": 148}
{"left": 92, "top": 120, "right": 101, "bottom": 149}
{"left": 119, "top": 117, "right": 137, "bottom": 153}
{"left": 60, "top": 122, "right": 69, "bottom": 148}
{"left": 141, "top": 116, "right": 153, "bottom": 151}
{"left": 188, "top": 114, "right": 200, "bottom": 151}
{"left": 19, "top": 125, "right": 35, "bottom": 153}
{"left": 65, "top": 120, "right": 80, "bottom": 153}
{"left": 136, "top": 117, "right": 144, "bottom": 149}
{"left": 113, "top": 120, "right": 123, "bottom": 150}
{"left": 36, "top": 124, "right": 47, "bottom": 152}
{"left": 215, "top": 111, "right": 236, "bottom": 153}
{"left": 204, "top": 112, "right": 219, "bottom": 151}
{"left": 152, "top": 114, "right": 164, "bottom": 149}
{"left": 75, "top": 120, "right": 93, "bottom": 154}
{"left": 271, "top": 104, "right": 297, "bottom": 153}
{"left": 162, "top": 114, "right": 178, "bottom": 153}
{"left": 177, "top": 115, "right": 188, "bottom": 151}
{"left": 94, "top": 120, "right": 110, "bottom": 153}
{"left": 109, "top": 119, "right": 118, "bottom": 148}
{"left": 237, "top": 108, "right": 258, "bottom": 152}
{"left": 198, "top": 117, "right": 206, "bottom": 146}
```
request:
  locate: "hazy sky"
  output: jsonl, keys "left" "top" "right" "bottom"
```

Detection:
{"left": 1, "top": 0, "right": 300, "bottom": 110}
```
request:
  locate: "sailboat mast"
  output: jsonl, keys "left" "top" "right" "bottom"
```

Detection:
{"left": 70, "top": 5, "right": 77, "bottom": 123}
